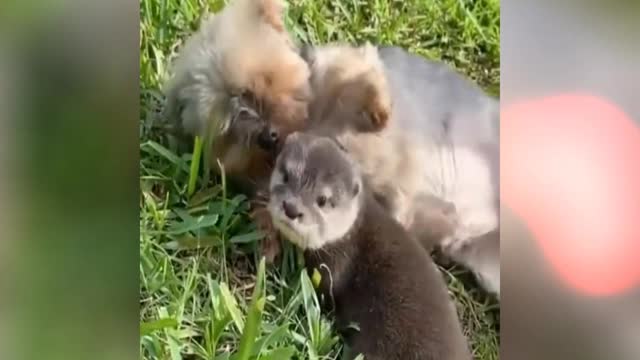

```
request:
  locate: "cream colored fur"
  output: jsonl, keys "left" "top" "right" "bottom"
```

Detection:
{"left": 163, "top": 0, "right": 309, "bottom": 137}
{"left": 308, "top": 44, "right": 500, "bottom": 298}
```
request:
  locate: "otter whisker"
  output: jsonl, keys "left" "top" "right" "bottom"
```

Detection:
{"left": 319, "top": 263, "right": 336, "bottom": 309}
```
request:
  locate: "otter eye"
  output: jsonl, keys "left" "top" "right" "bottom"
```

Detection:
{"left": 282, "top": 171, "right": 289, "bottom": 184}
{"left": 316, "top": 195, "right": 327, "bottom": 208}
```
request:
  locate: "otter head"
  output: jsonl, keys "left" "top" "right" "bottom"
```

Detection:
{"left": 268, "top": 132, "right": 363, "bottom": 250}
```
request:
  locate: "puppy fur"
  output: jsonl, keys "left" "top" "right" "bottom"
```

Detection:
{"left": 164, "top": 0, "right": 499, "bottom": 297}
{"left": 303, "top": 43, "right": 392, "bottom": 132}
{"left": 305, "top": 45, "right": 500, "bottom": 298}
{"left": 163, "top": 0, "right": 311, "bottom": 184}
{"left": 377, "top": 46, "right": 500, "bottom": 297}
{"left": 162, "top": 0, "right": 312, "bottom": 260}
{"left": 302, "top": 44, "right": 438, "bottom": 234}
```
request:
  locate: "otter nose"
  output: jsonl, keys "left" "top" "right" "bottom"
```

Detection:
{"left": 282, "top": 201, "right": 302, "bottom": 220}
{"left": 257, "top": 128, "right": 279, "bottom": 150}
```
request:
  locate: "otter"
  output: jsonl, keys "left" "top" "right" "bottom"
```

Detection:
{"left": 267, "top": 132, "right": 471, "bottom": 360}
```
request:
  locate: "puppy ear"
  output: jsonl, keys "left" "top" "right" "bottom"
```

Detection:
{"left": 256, "top": 0, "right": 286, "bottom": 33}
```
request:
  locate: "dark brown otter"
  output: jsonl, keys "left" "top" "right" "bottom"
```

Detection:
{"left": 268, "top": 133, "right": 471, "bottom": 360}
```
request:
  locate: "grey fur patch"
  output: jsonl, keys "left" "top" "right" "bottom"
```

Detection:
{"left": 278, "top": 132, "right": 359, "bottom": 208}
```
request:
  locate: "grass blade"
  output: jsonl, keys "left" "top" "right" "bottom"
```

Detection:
{"left": 166, "top": 214, "right": 219, "bottom": 234}
{"left": 162, "top": 234, "right": 221, "bottom": 250}
{"left": 140, "top": 318, "right": 178, "bottom": 337}
{"left": 300, "top": 270, "right": 321, "bottom": 345}
{"left": 235, "top": 257, "right": 267, "bottom": 360}
{"left": 141, "top": 140, "right": 188, "bottom": 172}
{"left": 219, "top": 283, "right": 245, "bottom": 333}
{"left": 188, "top": 135, "right": 203, "bottom": 197}
{"left": 229, "top": 231, "right": 264, "bottom": 244}
{"left": 259, "top": 346, "right": 296, "bottom": 360}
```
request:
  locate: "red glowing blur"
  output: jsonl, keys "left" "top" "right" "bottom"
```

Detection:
{"left": 502, "top": 94, "right": 640, "bottom": 296}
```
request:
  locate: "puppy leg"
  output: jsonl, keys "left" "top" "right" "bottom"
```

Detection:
{"left": 407, "top": 194, "right": 458, "bottom": 252}
{"left": 444, "top": 230, "right": 500, "bottom": 298}
{"left": 438, "top": 191, "right": 498, "bottom": 256}
{"left": 375, "top": 190, "right": 456, "bottom": 253}
{"left": 358, "top": 43, "right": 392, "bottom": 131}
{"left": 256, "top": 0, "right": 286, "bottom": 33}
{"left": 373, "top": 187, "right": 412, "bottom": 228}
{"left": 249, "top": 190, "right": 282, "bottom": 263}
{"left": 362, "top": 72, "right": 392, "bottom": 131}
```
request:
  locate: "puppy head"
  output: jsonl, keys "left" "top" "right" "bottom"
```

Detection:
{"left": 268, "top": 132, "right": 363, "bottom": 250}
{"left": 303, "top": 43, "right": 391, "bottom": 132}
{"left": 163, "top": 0, "right": 311, "bottom": 153}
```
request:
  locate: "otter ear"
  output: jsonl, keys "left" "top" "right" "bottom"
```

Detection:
{"left": 256, "top": 0, "right": 287, "bottom": 33}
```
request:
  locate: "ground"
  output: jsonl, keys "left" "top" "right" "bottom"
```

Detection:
{"left": 139, "top": 0, "right": 500, "bottom": 359}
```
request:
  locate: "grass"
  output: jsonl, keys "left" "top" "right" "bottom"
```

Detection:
{"left": 139, "top": 0, "right": 500, "bottom": 359}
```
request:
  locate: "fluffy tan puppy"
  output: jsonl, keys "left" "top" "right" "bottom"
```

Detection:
{"left": 162, "top": 0, "right": 312, "bottom": 259}
{"left": 305, "top": 44, "right": 500, "bottom": 298}
{"left": 302, "top": 43, "right": 456, "bottom": 250}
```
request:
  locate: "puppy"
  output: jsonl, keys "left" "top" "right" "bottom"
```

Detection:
{"left": 303, "top": 44, "right": 500, "bottom": 297}
{"left": 165, "top": 2, "right": 500, "bottom": 296}
{"left": 268, "top": 132, "right": 471, "bottom": 360}
{"left": 303, "top": 43, "right": 391, "bottom": 132}
{"left": 378, "top": 46, "right": 500, "bottom": 297}
{"left": 302, "top": 44, "right": 457, "bottom": 250}
{"left": 162, "top": 0, "right": 312, "bottom": 260}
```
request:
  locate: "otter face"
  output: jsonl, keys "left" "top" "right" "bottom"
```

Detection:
{"left": 268, "top": 132, "right": 363, "bottom": 250}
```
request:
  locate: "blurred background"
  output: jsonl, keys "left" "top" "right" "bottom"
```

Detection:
{"left": 502, "top": 0, "right": 640, "bottom": 359}
{"left": 0, "top": 0, "right": 139, "bottom": 359}
{"left": 0, "top": 0, "right": 638, "bottom": 359}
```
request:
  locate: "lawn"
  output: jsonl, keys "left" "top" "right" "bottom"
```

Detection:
{"left": 139, "top": 0, "right": 500, "bottom": 359}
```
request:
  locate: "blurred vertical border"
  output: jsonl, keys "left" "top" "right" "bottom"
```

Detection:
{"left": 0, "top": 0, "right": 139, "bottom": 359}
{"left": 502, "top": 0, "right": 640, "bottom": 359}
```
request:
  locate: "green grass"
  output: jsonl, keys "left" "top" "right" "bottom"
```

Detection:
{"left": 140, "top": 0, "right": 500, "bottom": 359}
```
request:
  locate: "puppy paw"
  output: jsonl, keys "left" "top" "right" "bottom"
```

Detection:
{"left": 439, "top": 235, "right": 471, "bottom": 256}
{"left": 407, "top": 194, "right": 459, "bottom": 251}
{"left": 260, "top": 229, "right": 282, "bottom": 264}
{"left": 369, "top": 96, "right": 390, "bottom": 130}
{"left": 363, "top": 74, "right": 391, "bottom": 131}
{"left": 249, "top": 204, "right": 282, "bottom": 264}
{"left": 257, "top": 0, "right": 286, "bottom": 33}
